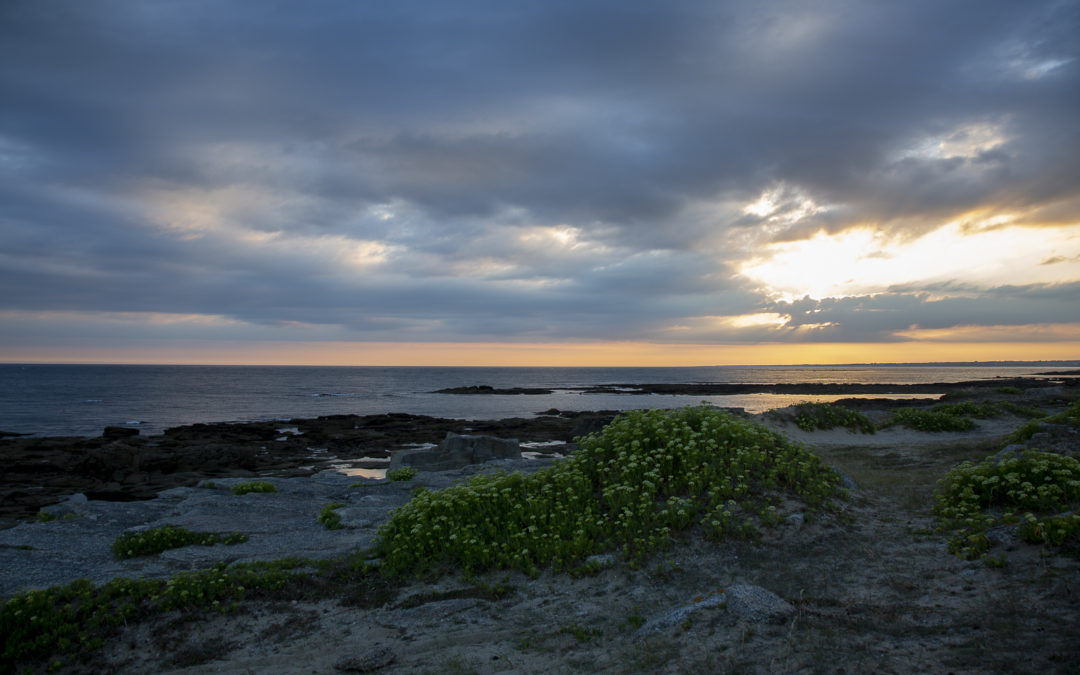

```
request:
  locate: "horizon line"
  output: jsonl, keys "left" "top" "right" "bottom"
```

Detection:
{"left": 3, "top": 359, "right": 1079, "bottom": 369}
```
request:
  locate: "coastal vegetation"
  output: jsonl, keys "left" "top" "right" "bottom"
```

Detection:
{"left": 229, "top": 481, "right": 276, "bottom": 495}
{"left": 0, "top": 556, "right": 387, "bottom": 671}
{"left": 111, "top": 526, "right": 248, "bottom": 559}
{"left": 4, "top": 393, "right": 1080, "bottom": 671}
{"left": 386, "top": 466, "right": 418, "bottom": 481}
{"left": 790, "top": 402, "right": 875, "bottom": 434}
{"left": 933, "top": 451, "right": 1080, "bottom": 558}
{"left": 933, "top": 399, "right": 1080, "bottom": 559}
{"left": 372, "top": 406, "right": 842, "bottom": 577}
{"left": 317, "top": 503, "right": 346, "bottom": 530}
{"left": 880, "top": 401, "right": 1001, "bottom": 432}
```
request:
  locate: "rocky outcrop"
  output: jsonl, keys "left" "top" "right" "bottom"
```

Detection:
{"left": 0, "top": 413, "right": 603, "bottom": 524}
{"left": 433, "top": 385, "right": 554, "bottom": 395}
{"left": 0, "top": 459, "right": 555, "bottom": 597}
{"left": 389, "top": 432, "right": 521, "bottom": 471}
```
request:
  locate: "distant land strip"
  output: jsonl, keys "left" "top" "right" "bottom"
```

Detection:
{"left": 435, "top": 374, "right": 1080, "bottom": 396}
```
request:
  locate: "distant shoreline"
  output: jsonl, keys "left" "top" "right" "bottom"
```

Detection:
{"left": 2, "top": 360, "right": 1080, "bottom": 368}
{"left": 434, "top": 374, "right": 1080, "bottom": 396}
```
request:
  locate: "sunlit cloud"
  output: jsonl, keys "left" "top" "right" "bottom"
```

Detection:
{"left": 1, "top": 0, "right": 1078, "bottom": 364}
{"left": 740, "top": 221, "right": 1080, "bottom": 301}
{"left": 897, "top": 122, "right": 1008, "bottom": 162}
{"left": 895, "top": 323, "right": 1080, "bottom": 343}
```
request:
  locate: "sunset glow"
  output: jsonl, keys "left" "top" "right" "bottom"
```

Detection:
{"left": 1, "top": 1, "right": 1077, "bottom": 366}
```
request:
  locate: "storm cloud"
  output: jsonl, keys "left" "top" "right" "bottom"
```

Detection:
{"left": 1, "top": 0, "right": 1078, "bottom": 358}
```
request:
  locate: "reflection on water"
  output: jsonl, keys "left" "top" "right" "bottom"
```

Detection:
{"left": 722, "top": 392, "right": 940, "bottom": 414}
{"left": 339, "top": 467, "right": 388, "bottom": 480}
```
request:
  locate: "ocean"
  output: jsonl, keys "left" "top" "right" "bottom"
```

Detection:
{"left": 0, "top": 363, "right": 1073, "bottom": 437}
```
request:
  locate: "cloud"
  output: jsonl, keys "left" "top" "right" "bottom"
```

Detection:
{"left": 0, "top": 0, "right": 1078, "bottom": 356}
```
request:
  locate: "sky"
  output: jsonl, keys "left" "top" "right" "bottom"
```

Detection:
{"left": 1, "top": 0, "right": 1079, "bottom": 366}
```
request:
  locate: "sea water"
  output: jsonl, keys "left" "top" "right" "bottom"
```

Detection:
{"left": 0, "top": 363, "right": 1072, "bottom": 437}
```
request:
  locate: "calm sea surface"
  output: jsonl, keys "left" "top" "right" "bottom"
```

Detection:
{"left": 0, "top": 363, "right": 1071, "bottom": 437}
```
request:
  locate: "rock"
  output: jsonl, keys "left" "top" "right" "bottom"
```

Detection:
{"left": 103, "top": 426, "right": 140, "bottom": 438}
{"left": 633, "top": 590, "right": 726, "bottom": 638}
{"left": 783, "top": 512, "right": 804, "bottom": 530}
{"left": 833, "top": 468, "right": 859, "bottom": 491}
{"left": 389, "top": 433, "right": 520, "bottom": 471}
{"left": 433, "top": 385, "right": 553, "bottom": 395}
{"left": 569, "top": 415, "right": 613, "bottom": 439}
{"left": 995, "top": 444, "right": 1024, "bottom": 463}
{"left": 0, "top": 413, "right": 591, "bottom": 522}
{"left": 725, "top": 584, "right": 794, "bottom": 623}
{"left": 985, "top": 524, "right": 1019, "bottom": 546}
{"left": 440, "top": 432, "right": 520, "bottom": 461}
{"left": 585, "top": 553, "right": 617, "bottom": 569}
{"left": 334, "top": 646, "right": 395, "bottom": 672}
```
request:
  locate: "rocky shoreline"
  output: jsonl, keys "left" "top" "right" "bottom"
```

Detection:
{"left": 0, "top": 410, "right": 616, "bottom": 526}
{"left": 2, "top": 376, "right": 1079, "bottom": 673}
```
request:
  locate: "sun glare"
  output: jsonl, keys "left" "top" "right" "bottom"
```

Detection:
{"left": 739, "top": 221, "right": 1080, "bottom": 300}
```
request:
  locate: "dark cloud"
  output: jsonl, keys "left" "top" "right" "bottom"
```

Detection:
{"left": 1, "top": 0, "right": 1078, "bottom": 351}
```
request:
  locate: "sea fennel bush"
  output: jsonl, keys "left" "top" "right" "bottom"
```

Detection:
{"left": 933, "top": 450, "right": 1080, "bottom": 558}
{"left": 372, "top": 406, "right": 842, "bottom": 577}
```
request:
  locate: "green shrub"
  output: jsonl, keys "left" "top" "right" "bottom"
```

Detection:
{"left": 1045, "top": 400, "right": 1080, "bottom": 427}
{"left": 111, "top": 526, "right": 248, "bottom": 559}
{"left": 0, "top": 558, "right": 313, "bottom": 667}
{"left": 387, "top": 466, "right": 418, "bottom": 481}
{"left": 932, "top": 401, "right": 1001, "bottom": 420}
{"left": 372, "top": 406, "right": 841, "bottom": 577}
{"left": 792, "top": 402, "right": 875, "bottom": 434}
{"left": 318, "top": 503, "right": 345, "bottom": 530}
{"left": 995, "top": 386, "right": 1023, "bottom": 395}
{"left": 998, "top": 402, "right": 1049, "bottom": 420}
{"left": 230, "top": 481, "right": 276, "bottom": 495}
{"left": 882, "top": 407, "right": 977, "bottom": 432}
{"left": 933, "top": 450, "right": 1080, "bottom": 558}
{"left": 1004, "top": 420, "right": 1043, "bottom": 446}
{"left": 1002, "top": 401, "right": 1080, "bottom": 446}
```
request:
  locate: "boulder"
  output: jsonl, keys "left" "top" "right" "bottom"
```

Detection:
{"left": 389, "top": 433, "right": 520, "bottom": 471}
{"left": 103, "top": 426, "right": 140, "bottom": 438}
{"left": 725, "top": 584, "right": 794, "bottom": 623}
{"left": 633, "top": 590, "right": 726, "bottom": 638}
